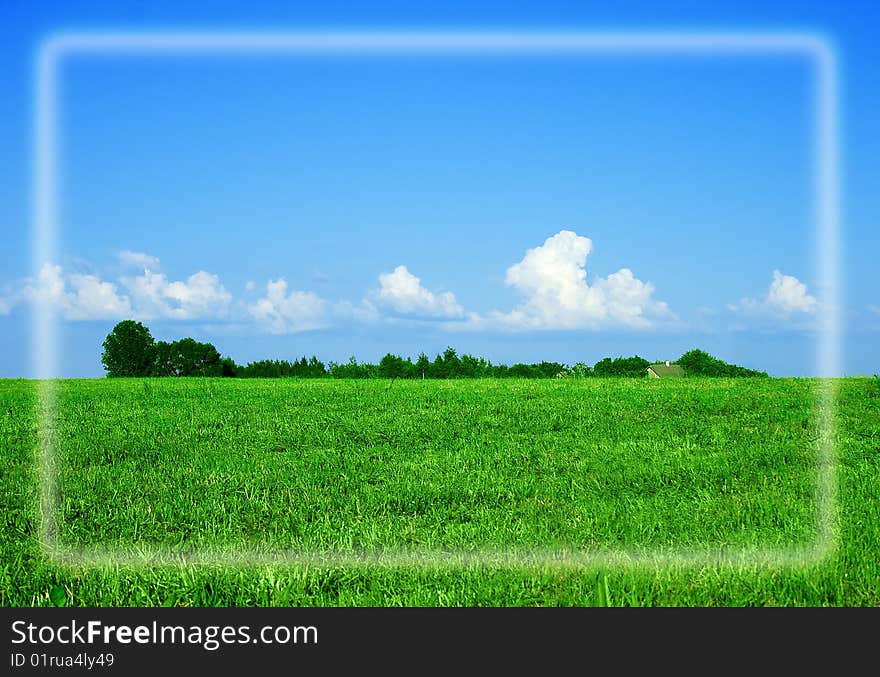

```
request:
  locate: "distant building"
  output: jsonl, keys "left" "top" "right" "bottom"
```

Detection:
{"left": 647, "top": 361, "right": 685, "bottom": 378}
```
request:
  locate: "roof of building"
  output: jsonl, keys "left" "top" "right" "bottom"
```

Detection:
{"left": 647, "top": 363, "right": 686, "bottom": 377}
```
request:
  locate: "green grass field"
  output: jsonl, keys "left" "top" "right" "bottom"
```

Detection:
{"left": 2, "top": 377, "right": 878, "bottom": 606}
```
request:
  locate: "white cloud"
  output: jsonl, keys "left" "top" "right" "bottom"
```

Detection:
{"left": 470, "top": 230, "right": 670, "bottom": 330}
{"left": 248, "top": 278, "right": 329, "bottom": 334}
{"left": 121, "top": 268, "right": 232, "bottom": 320}
{"left": 730, "top": 270, "right": 817, "bottom": 317}
{"left": 594, "top": 267, "right": 671, "bottom": 326}
{"left": 0, "top": 236, "right": 676, "bottom": 333}
{"left": 116, "top": 251, "right": 232, "bottom": 320}
{"left": 22, "top": 263, "right": 132, "bottom": 320}
{"left": 335, "top": 298, "right": 381, "bottom": 324}
{"left": 28, "top": 263, "right": 65, "bottom": 304}
{"left": 64, "top": 273, "right": 132, "bottom": 320}
{"left": 0, "top": 257, "right": 233, "bottom": 322}
{"left": 0, "top": 281, "right": 21, "bottom": 316}
{"left": 118, "top": 250, "right": 161, "bottom": 270}
{"left": 766, "top": 270, "right": 817, "bottom": 313}
{"left": 0, "top": 255, "right": 351, "bottom": 332}
{"left": 163, "top": 271, "right": 231, "bottom": 318}
{"left": 373, "top": 265, "right": 464, "bottom": 319}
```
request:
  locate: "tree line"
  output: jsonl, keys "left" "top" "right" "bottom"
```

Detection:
{"left": 100, "top": 320, "right": 768, "bottom": 379}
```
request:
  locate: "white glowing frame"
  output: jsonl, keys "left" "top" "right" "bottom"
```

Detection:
{"left": 33, "top": 32, "right": 840, "bottom": 569}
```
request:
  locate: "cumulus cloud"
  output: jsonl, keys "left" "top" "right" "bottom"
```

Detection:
{"left": 766, "top": 270, "right": 817, "bottom": 313}
{"left": 373, "top": 265, "right": 464, "bottom": 319}
{"left": 0, "top": 236, "right": 674, "bottom": 333}
{"left": 0, "top": 252, "right": 361, "bottom": 332}
{"left": 64, "top": 272, "right": 133, "bottom": 320}
{"left": 0, "top": 280, "right": 24, "bottom": 316}
{"left": 730, "top": 270, "right": 817, "bottom": 317}
{"left": 469, "top": 230, "right": 670, "bottom": 330}
{"left": 336, "top": 298, "right": 381, "bottom": 324}
{"left": 121, "top": 268, "right": 232, "bottom": 320}
{"left": 116, "top": 250, "right": 233, "bottom": 320}
{"left": 248, "top": 278, "right": 329, "bottom": 334}
{"left": 118, "top": 250, "right": 161, "bottom": 270}
{"left": 0, "top": 254, "right": 232, "bottom": 322}
{"left": 22, "top": 263, "right": 132, "bottom": 320}
{"left": 25, "top": 264, "right": 65, "bottom": 305}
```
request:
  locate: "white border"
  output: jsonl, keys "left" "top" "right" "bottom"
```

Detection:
{"left": 33, "top": 31, "right": 839, "bottom": 569}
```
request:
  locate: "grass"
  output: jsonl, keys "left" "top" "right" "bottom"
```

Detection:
{"left": 1, "top": 376, "right": 878, "bottom": 606}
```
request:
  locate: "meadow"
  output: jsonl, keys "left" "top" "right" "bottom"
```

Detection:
{"left": 1, "top": 377, "right": 878, "bottom": 606}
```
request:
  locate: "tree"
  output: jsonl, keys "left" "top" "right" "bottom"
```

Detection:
{"left": 432, "top": 347, "right": 462, "bottom": 379}
{"left": 150, "top": 337, "right": 222, "bottom": 376}
{"left": 379, "top": 353, "right": 409, "bottom": 379}
{"left": 101, "top": 320, "right": 156, "bottom": 377}
{"left": 415, "top": 352, "right": 431, "bottom": 379}
{"left": 460, "top": 353, "right": 486, "bottom": 378}
{"left": 220, "top": 357, "right": 238, "bottom": 377}
{"left": 677, "top": 349, "right": 767, "bottom": 377}
{"left": 172, "top": 338, "right": 221, "bottom": 376}
{"left": 509, "top": 363, "right": 538, "bottom": 378}
{"left": 535, "top": 361, "right": 567, "bottom": 378}
{"left": 306, "top": 356, "right": 327, "bottom": 378}
{"left": 328, "top": 356, "right": 376, "bottom": 379}
{"left": 570, "top": 362, "right": 593, "bottom": 377}
{"left": 593, "top": 355, "right": 649, "bottom": 377}
{"left": 152, "top": 340, "right": 176, "bottom": 376}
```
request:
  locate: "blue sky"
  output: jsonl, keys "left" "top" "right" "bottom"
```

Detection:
{"left": 1, "top": 1, "right": 879, "bottom": 377}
